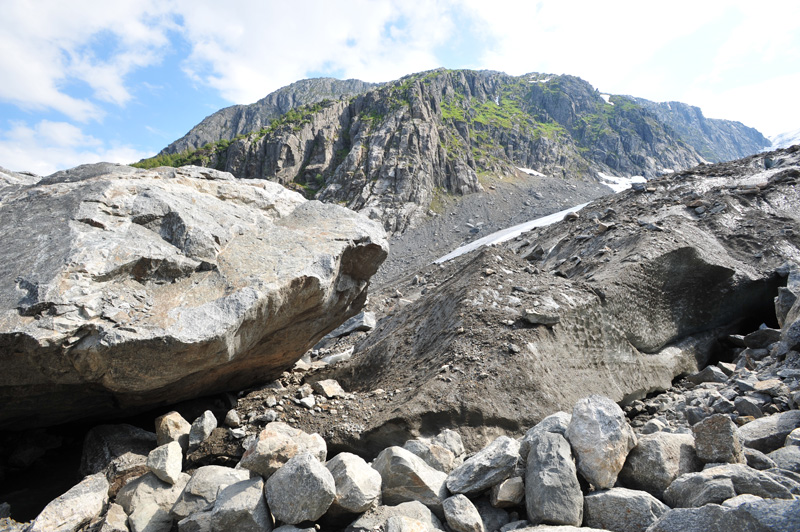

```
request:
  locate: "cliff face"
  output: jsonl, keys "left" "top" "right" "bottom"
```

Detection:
{"left": 160, "top": 78, "right": 378, "bottom": 155}
{"left": 630, "top": 98, "right": 771, "bottom": 162}
{"left": 144, "top": 69, "right": 767, "bottom": 234}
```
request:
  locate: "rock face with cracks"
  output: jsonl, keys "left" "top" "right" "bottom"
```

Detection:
{"left": 0, "top": 163, "right": 387, "bottom": 428}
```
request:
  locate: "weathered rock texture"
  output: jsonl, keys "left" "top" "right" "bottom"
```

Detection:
{"left": 0, "top": 163, "right": 387, "bottom": 428}
{"left": 156, "top": 70, "right": 735, "bottom": 235}
{"left": 318, "top": 146, "right": 800, "bottom": 454}
{"left": 160, "top": 78, "right": 378, "bottom": 155}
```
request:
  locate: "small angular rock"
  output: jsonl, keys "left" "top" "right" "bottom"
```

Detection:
{"left": 155, "top": 411, "right": 192, "bottom": 451}
{"left": 188, "top": 411, "right": 217, "bottom": 452}
{"left": 312, "top": 379, "right": 347, "bottom": 399}
{"left": 692, "top": 414, "right": 745, "bottom": 464}
{"left": 490, "top": 477, "right": 524, "bottom": 508}
{"left": 147, "top": 441, "right": 183, "bottom": 485}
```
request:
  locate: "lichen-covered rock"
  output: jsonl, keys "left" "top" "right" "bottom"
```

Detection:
{"left": 565, "top": 395, "right": 636, "bottom": 489}
{"left": 692, "top": 414, "right": 745, "bottom": 464}
{"left": 0, "top": 163, "right": 387, "bottom": 429}
{"left": 265, "top": 452, "right": 336, "bottom": 524}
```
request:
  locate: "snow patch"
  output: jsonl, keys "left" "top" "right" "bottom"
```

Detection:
{"left": 600, "top": 94, "right": 613, "bottom": 105}
{"left": 597, "top": 171, "right": 647, "bottom": 193}
{"left": 434, "top": 203, "right": 588, "bottom": 264}
{"left": 530, "top": 77, "right": 552, "bottom": 83}
{"left": 517, "top": 167, "right": 546, "bottom": 177}
{"left": 769, "top": 127, "right": 800, "bottom": 150}
{"left": 494, "top": 94, "right": 500, "bottom": 105}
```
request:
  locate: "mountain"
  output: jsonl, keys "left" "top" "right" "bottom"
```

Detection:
{"left": 137, "top": 69, "right": 768, "bottom": 235}
{"left": 160, "top": 77, "right": 378, "bottom": 155}
{"left": 629, "top": 97, "right": 770, "bottom": 162}
{"left": 770, "top": 127, "right": 800, "bottom": 150}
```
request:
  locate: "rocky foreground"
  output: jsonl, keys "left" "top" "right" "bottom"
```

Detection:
{"left": 3, "top": 318, "right": 799, "bottom": 532}
{"left": 0, "top": 163, "right": 387, "bottom": 428}
{"left": 2, "top": 150, "right": 800, "bottom": 532}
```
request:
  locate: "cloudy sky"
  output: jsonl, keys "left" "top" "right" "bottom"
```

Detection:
{"left": 1, "top": 0, "right": 799, "bottom": 175}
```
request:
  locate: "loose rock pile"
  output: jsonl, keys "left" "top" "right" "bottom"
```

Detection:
{"left": 4, "top": 382, "right": 799, "bottom": 532}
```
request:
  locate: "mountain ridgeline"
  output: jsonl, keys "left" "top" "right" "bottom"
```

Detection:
{"left": 138, "top": 69, "right": 770, "bottom": 233}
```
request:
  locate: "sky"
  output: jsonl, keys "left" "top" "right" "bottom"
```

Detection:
{"left": 1, "top": 0, "right": 799, "bottom": 176}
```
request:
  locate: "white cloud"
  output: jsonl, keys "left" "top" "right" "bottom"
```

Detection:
{"left": 175, "top": 0, "right": 457, "bottom": 103}
{"left": 0, "top": 0, "right": 174, "bottom": 121}
{"left": 0, "top": 120, "right": 150, "bottom": 176}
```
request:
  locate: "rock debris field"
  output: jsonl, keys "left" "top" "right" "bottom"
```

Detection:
{"left": 1, "top": 147, "right": 800, "bottom": 531}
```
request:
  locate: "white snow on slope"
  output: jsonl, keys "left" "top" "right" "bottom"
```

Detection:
{"left": 600, "top": 94, "right": 613, "bottom": 105}
{"left": 517, "top": 167, "right": 546, "bottom": 177}
{"left": 597, "top": 171, "right": 647, "bottom": 193}
{"left": 434, "top": 203, "right": 588, "bottom": 264}
{"left": 770, "top": 127, "right": 800, "bottom": 150}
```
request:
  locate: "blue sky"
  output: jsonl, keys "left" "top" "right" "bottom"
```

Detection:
{"left": 1, "top": 0, "right": 799, "bottom": 175}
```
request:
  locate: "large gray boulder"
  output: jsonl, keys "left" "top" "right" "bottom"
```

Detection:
{"left": 565, "top": 395, "right": 636, "bottom": 489}
{"left": 582, "top": 487, "right": 668, "bottom": 532}
{"left": 524, "top": 432, "right": 583, "bottom": 527}
{"left": 29, "top": 473, "right": 109, "bottom": 532}
{"left": 446, "top": 436, "right": 520, "bottom": 496}
{"left": 737, "top": 410, "right": 800, "bottom": 453}
{"left": 372, "top": 446, "right": 449, "bottom": 517}
{"left": 692, "top": 414, "right": 745, "bottom": 464}
{"left": 239, "top": 421, "right": 327, "bottom": 478}
{"left": 265, "top": 452, "right": 336, "bottom": 525}
{"left": 345, "top": 501, "right": 444, "bottom": 532}
{"left": 0, "top": 163, "right": 387, "bottom": 428}
{"left": 170, "top": 465, "right": 252, "bottom": 520}
{"left": 209, "top": 477, "right": 272, "bottom": 532}
{"left": 117, "top": 471, "right": 191, "bottom": 532}
{"left": 323, "top": 148, "right": 800, "bottom": 455}
{"left": 326, "top": 452, "right": 382, "bottom": 514}
{"left": 443, "top": 495, "right": 484, "bottom": 532}
{"left": 647, "top": 498, "right": 800, "bottom": 532}
{"left": 664, "top": 464, "right": 793, "bottom": 508}
{"left": 619, "top": 432, "right": 700, "bottom": 500}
